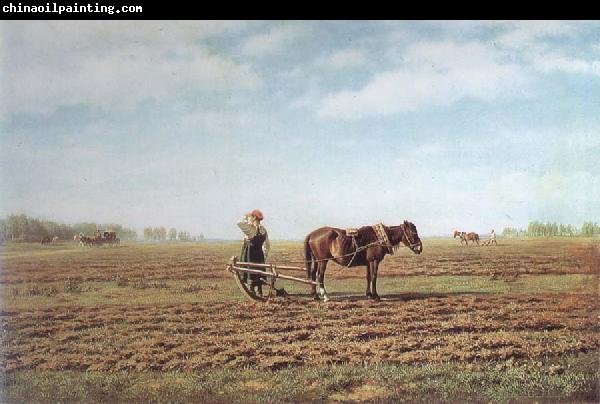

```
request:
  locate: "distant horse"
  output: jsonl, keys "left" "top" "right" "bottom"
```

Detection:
{"left": 466, "top": 232, "right": 480, "bottom": 245}
{"left": 453, "top": 230, "right": 480, "bottom": 245}
{"left": 304, "top": 221, "right": 423, "bottom": 302}
{"left": 79, "top": 235, "right": 96, "bottom": 247}
{"left": 40, "top": 236, "right": 51, "bottom": 244}
{"left": 74, "top": 233, "right": 86, "bottom": 247}
{"left": 453, "top": 230, "right": 468, "bottom": 245}
{"left": 52, "top": 236, "right": 59, "bottom": 243}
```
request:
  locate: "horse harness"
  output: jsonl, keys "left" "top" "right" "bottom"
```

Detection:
{"left": 344, "top": 223, "right": 394, "bottom": 268}
{"left": 373, "top": 222, "right": 395, "bottom": 255}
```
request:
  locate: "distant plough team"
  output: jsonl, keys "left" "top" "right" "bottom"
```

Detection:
{"left": 453, "top": 229, "right": 497, "bottom": 246}
{"left": 74, "top": 230, "right": 120, "bottom": 247}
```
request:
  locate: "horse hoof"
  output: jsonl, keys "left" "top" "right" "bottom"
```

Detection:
{"left": 323, "top": 296, "right": 330, "bottom": 303}
{"left": 313, "top": 295, "right": 320, "bottom": 301}
{"left": 371, "top": 295, "right": 381, "bottom": 301}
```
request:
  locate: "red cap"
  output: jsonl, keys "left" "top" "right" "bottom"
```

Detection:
{"left": 249, "top": 209, "right": 264, "bottom": 220}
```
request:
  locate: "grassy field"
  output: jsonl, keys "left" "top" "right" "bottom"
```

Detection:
{"left": 1, "top": 238, "right": 599, "bottom": 402}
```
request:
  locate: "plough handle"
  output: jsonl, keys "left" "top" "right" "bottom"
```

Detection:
{"left": 234, "top": 260, "right": 304, "bottom": 272}
{"left": 229, "top": 265, "right": 318, "bottom": 286}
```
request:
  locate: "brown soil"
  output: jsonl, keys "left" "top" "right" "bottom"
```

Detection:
{"left": 2, "top": 292, "right": 598, "bottom": 372}
{"left": 1, "top": 239, "right": 598, "bottom": 373}
{"left": 1, "top": 239, "right": 597, "bottom": 286}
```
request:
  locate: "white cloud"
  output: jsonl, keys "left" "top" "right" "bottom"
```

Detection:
{"left": 318, "top": 40, "right": 527, "bottom": 119}
{"left": 527, "top": 51, "right": 600, "bottom": 77}
{"left": 491, "top": 21, "right": 600, "bottom": 78}
{"left": 1, "top": 21, "right": 261, "bottom": 116}
{"left": 316, "top": 48, "right": 367, "bottom": 69}
{"left": 495, "top": 20, "right": 576, "bottom": 49}
{"left": 417, "top": 142, "right": 448, "bottom": 156}
{"left": 289, "top": 88, "right": 321, "bottom": 109}
{"left": 239, "top": 23, "right": 306, "bottom": 56}
{"left": 315, "top": 21, "right": 598, "bottom": 120}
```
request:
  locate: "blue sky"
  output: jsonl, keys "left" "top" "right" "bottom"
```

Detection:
{"left": 1, "top": 21, "right": 599, "bottom": 239}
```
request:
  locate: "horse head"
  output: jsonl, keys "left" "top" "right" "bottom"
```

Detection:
{"left": 401, "top": 220, "right": 422, "bottom": 254}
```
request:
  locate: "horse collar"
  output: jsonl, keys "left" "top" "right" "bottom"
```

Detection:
{"left": 372, "top": 222, "right": 394, "bottom": 255}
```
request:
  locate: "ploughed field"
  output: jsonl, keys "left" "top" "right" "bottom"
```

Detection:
{"left": 1, "top": 238, "right": 599, "bottom": 402}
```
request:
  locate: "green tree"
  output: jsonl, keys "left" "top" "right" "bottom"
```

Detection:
{"left": 143, "top": 227, "right": 153, "bottom": 241}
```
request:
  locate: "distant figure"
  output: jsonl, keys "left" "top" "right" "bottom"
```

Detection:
{"left": 237, "top": 210, "right": 271, "bottom": 296}
{"left": 489, "top": 229, "right": 497, "bottom": 245}
{"left": 482, "top": 230, "right": 498, "bottom": 246}
{"left": 52, "top": 235, "right": 59, "bottom": 243}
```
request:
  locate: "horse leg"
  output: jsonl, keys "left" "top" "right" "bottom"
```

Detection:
{"left": 310, "top": 260, "right": 319, "bottom": 300}
{"left": 317, "top": 261, "right": 330, "bottom": 302}
{"left": 371, "top": 261, "right": 380, "bottom": 301}
{"left": 365, "top": 264, "right": 372, "bottom": 298}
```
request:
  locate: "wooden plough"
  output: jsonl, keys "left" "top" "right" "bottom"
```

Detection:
{"left": 226, "top": 256, "right": 318, "bottom": 302}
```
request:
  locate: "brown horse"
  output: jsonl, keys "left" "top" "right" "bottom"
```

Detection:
{"left": 304, "top": 221, "right": 422, "bottom": 301}
{"left": 453, "top": 230, "right": 467, "bottom": 245}
{"left": 466, "top": 232, "right": 480, "bottom": 245}
{"left": 453, "top": 230, "right": 480, "bottom": 245}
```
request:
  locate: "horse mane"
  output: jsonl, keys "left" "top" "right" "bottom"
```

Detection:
{"left": 387, "top": 225, "right": 405, "bottom": 252}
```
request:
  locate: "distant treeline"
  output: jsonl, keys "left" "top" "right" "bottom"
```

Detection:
{"left": 142, "top": 227, "right": 205, "bottom": 242}
{"left": 503, "top": 221, "right": 600, "bottom": 237}
{"left": 0, "top": 214, "right": 138, "bottom": 242}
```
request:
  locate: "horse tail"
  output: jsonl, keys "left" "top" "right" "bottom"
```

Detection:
{"left": 304, "top": 234, "right": 313, "bottom": 280}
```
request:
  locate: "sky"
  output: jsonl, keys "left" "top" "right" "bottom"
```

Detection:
{"left": 1, "top": 21, "right": 599, "bottom": 239}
